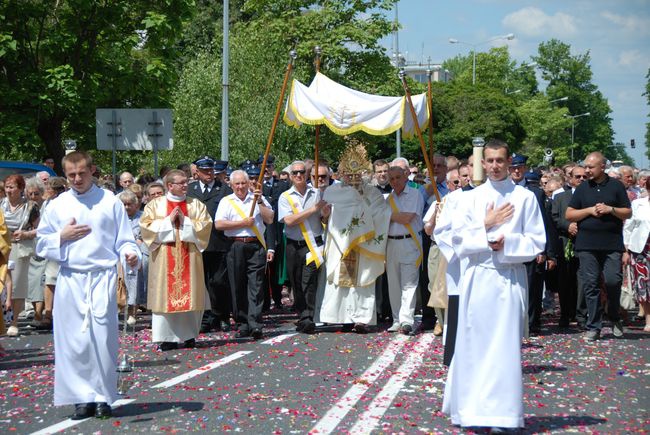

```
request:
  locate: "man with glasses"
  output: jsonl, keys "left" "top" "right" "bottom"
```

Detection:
{"left": 187, "top": 156, "right": 233, "bottom": 333}
{"left": 551, "top": 165, "right": 588, "bottom": 328}
{"left": 446, "top": 169, "right": 460, "bottom": 192}
{"left": 140, "top": 170, "right": 213, "bottom": 351}
{"left": 310, "top": 162, "right": 331, "bottom": 192}
{"left": 279, "top": 161, "right": 328, "bottom": 333}
{"left": 566, "top": 152, "right": 632, "bottom": 341}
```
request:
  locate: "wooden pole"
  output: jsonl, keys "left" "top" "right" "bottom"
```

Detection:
{"left": 249, "top": 50, "right": 297, "bottom": 216}
{"left": 399, "top": 70, "right": 440, "bottom": 203}
{"left": 313, "top": 46, "right": 322, "bottom": 189}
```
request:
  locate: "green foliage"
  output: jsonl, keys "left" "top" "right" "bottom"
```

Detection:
{"left": 0, "top": 0, "right": 194, "bottom": 174}
{"left": 533, "top": 39, "right": 614, "bottom": 161}
{"left": 516, "top": 96, "right": 571, "bottom": 165}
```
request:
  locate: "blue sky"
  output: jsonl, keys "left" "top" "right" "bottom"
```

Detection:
{"left": 379, "top": 0, "right": 650, "bottom": 167}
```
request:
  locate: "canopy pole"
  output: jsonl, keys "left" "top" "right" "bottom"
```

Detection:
{"left": 426, "top": 68, "right": 435, "bottom": 166}
{"left": 313, "top": 46, "right": 322, "bottom": 189}
{"left": 250, "top": 50, "right": 297, "bottom": 216}
{"left": 399, "top": 70, "right": 440, "bottom": 203}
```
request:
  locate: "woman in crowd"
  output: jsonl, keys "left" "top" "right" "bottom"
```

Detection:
{"left": 25, "top": 177, "right": 47, "bottom": 325}
{"left": 624, "top": 177, "right": 650, "bottom": 332}
{"left": 1, "top": 175, "right": 40, "bottom": 336}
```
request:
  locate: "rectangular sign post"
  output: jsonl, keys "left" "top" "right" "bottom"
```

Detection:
{"left": 96, "top": 109, "right": 173, "bottom": 180}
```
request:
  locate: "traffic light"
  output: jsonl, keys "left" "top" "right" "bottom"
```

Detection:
{"left": 631, "top": 139, "right": 635, "bottom": 148}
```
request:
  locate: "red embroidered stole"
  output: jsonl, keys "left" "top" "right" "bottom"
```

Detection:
{"left": 165, "top": 200, "right": 191, "bottom": 312}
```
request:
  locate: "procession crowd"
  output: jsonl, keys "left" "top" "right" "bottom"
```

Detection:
{"left": 0, "top": 144, "right": 647, "bottom": 431}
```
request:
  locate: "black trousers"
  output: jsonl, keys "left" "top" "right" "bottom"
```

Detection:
{"left": 375, "top": 272, "right": 392, "bottom": 321}
{"left": 263, "top": 240, "right": 284, "bottom": 310}
{"left": 443, "top": 295, "right": 459, "bottom": 366}
{"left": 227, "top": 241, "right": 266, "bottom": 331}
{"left": 526, "top": 259, "right": 545, "bottom": 330}
{"left": 576, "top": 250, "right": 622, "bottom": 331}
{"left": 418, "top": 235, "right": 436, "bottom": 325}
{"left": 285, "top": 241, "right": 320, "bottom": 322}
{"left": 202, "top": 251, "right": 231, "bottom": 326}
{"left": 557, "top": 255, "right": 580, "bottom": 322}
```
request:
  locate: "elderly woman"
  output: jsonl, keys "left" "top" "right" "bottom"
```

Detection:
{"left": 1, "top": 174, "right": 40, "bottom": 336}
{"left": 623, "top": 177, "right": 650, "bottom": 332}
{"left": 25, "top": 177, "right": 47, "bottom": 325}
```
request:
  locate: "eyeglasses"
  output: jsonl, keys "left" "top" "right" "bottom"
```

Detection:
{"left": 312, "top": 173, "right": 328, "bottom": 179}
{"left": 291, "top": 170, "right": 306, "bottom": 176}
{"left": 451, "top": 180, "right": 460, "bottom": 185}
{"left": 410, "top": 170, "right": 419, "bottom": 175}
{"left": 574, "top": 175, "right": 587, "bottom": 179}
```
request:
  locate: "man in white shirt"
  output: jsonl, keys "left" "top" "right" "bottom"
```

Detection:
{"left": 278, "top": 161, "right": 327, "bottom": 333}
{"left": 36, "top": 151, "right": 140, "bottom": 420}
{"left": 386, "top": 166, "right": 424, "bottom": 334}
{"left": 215, "top": 170, "right": 274, "bottom": 339}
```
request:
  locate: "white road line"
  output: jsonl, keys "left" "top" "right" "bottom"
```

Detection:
{"left": 152, "top": 350, "right": 252, "bottom": 389}
{"left": 309, "top": 335, "right": 410, "bottom": 435}
{"left": 348, "top": 333, "right": 436, "bottom": 435}
{"left": 261, "top": 332, "right": 298, "bottom": 345}
{"left": 30, "top": 399, "right": 135, "bottom": 435}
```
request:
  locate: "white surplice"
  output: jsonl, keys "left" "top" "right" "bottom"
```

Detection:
{"left": 36, "top": 185, "right": 140, "bottom": 406}
{"left": 319, "top": 184, "right": 391, "bottom": 325}
{"left": 439, "top": 178, "right": 545, "bottom": 429}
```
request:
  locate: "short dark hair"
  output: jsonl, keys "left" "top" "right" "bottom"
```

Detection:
{"left": 373, "top": 159, "right": 388, "bottom": 172}
{"left": 484, "top": 139, "right": 509, "bottom": 156}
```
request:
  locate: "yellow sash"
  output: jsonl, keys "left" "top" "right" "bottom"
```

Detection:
{"left": 282, "top": 191, "right": 323, "bottom": 267}
{"left": 227, "top": 197, "right": 267, "bottom": 249}
{"left": 388, "top": 193, "right": 423, "bottom": 267}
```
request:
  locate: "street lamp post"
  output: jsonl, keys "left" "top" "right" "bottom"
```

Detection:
{"left": 449, "top": 33, "right": 515, "bottom": 85}
{"left": 566, "top": 112, "right": 590, "bottom": 161}
{"left": 550, "top": 96, "right": 569, "bottom": 104}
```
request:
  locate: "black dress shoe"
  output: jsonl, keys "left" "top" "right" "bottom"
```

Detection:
{"left": 251, "top": 328, "right": 263, "bottom": 339}
{"left": 95, "top": 402, "right": 112, "bottom": 419}
{"left": 184, "top": 338, "right": 196, "bottom": 349}
{"left": 301, "top": 321, "right": 316, "bottom": 334}
{"left": 235, "top": 329, "right": 250, "bottom": 338}
{"left": 558, "top": 318, "right": 570, "bottom": 327}
{"left": 71, "top": 403, "right": 96, "bottom": 420}
{"left": 159, "top": 342, "right": 177, "bottom": 351}
{"left": 341, "top": 324, "right": 354, "bottom": 332}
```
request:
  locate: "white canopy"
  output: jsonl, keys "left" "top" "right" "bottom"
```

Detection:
{"left": 283, "top": 72, "right": 429, "bottom": 138}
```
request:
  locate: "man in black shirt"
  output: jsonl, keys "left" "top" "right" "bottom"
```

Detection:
{"left": 566, "top": 152, "right": 631, "bottom": 341}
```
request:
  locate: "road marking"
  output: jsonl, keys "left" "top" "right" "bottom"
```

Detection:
{"left": 309, "top": 335, "right": 410, "bottom": 435}
{"left": 261, "top": 332, "right": 298, "bottom": 345}
{"left": 152, "top": 350, "right": 252, "bottom": 388}
{"left": 30, "top": 399, "right": 135, "bottom": 435}
{"left": 348, "top": 333, "right": 435, "bottom": 435}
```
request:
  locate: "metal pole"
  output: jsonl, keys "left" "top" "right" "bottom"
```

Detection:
{"left": 571, "top": 120, "right": 575, "bottom": 161}
{"left": 313, "top": 46, "right": 321, "bottom": 189}
{"left": 111, "top": 110, "right": 117, "bottom": 181}
{"left": 221, "top": 0, "right": 229, "bottom": 160}
{"left": 472, "top": 49, "right": 476, "bottom": 85}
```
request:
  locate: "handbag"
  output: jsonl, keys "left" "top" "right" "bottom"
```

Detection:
{"left": 116, "top": 262, "right": 127, "bottom": 309}
{"left": 620, "top": 264, "right": 636, "bottom": 311}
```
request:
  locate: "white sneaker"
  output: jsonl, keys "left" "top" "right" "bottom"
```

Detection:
{"left": 6, "top": 325, "right": 19, "bottom": 337}
{"left": 612, "top": 321, "right": 624, "bottom": 338}
{"left": 387, "top": 322, "right": 400, "bottom": 332}
{"left": 126, "top": 316, "right": 136, "bottom": 326}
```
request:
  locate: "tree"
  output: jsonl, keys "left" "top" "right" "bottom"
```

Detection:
{"left": 533, "top": 39, "right": 614, "bottom": 162}
{"left": 170, "top": 0, "right": 400, "bottom": 169}
{"left": 0, "top": 0, "right": 194, "bottom": 173}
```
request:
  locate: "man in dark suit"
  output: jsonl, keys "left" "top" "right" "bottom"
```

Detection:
{"left": 551, "top": 165, "right": 587, "bottom": 328}
{"left": 509, "top": 154, "right": 559, "bottom": 335}
{"left": 186, "top": 156, "right": 233, "bottom": 332}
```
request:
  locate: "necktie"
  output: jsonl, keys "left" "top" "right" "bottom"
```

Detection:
{"left": 204, "top": 185, "right": 210, "bottom": 194}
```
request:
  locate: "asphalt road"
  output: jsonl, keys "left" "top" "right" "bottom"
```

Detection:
{"left": 1, "top": 308, "right": 648, "bottom": 434}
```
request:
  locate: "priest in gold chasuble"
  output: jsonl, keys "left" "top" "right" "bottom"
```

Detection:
{"left": 140, "top": 170, "right": 212, "bottom": 350}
